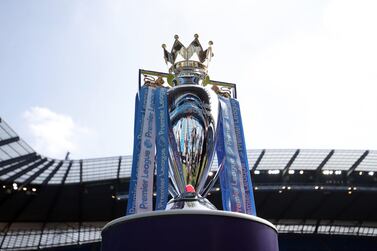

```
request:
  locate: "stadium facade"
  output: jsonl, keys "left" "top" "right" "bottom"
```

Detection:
{"left": 1, "top": 117, "right": 377, "bottom": 250}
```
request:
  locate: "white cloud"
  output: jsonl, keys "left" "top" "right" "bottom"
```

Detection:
{"left": 23, "top": 107, "right": 94, "bottom": 159}
{"left": 5, "top": 0, "right": 377, "bottom": 156}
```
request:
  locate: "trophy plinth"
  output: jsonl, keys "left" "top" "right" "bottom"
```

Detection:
{"left": 101, "top": 210, "right": 279, "bottom": 251}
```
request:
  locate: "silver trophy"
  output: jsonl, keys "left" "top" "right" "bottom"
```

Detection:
{"left": 161, "top": 34, "right": 223, "bottom": 210}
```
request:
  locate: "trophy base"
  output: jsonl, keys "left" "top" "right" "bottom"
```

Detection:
{"left": 101, "top": 210, "right": 279, "bottom": 251}
{"left": 165, "top": 192, "right": 217, "bottom": 210}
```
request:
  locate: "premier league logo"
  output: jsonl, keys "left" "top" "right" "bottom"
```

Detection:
{"left": 144, "top": 139, "right": 152, "bottom": 149}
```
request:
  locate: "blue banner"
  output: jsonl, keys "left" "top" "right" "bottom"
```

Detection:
{"left": 127, "top": 86, "right": 171, "bottom": 215}
{"left": 155, "top": 88, "right": 169, "bottom": 210}
{"left": 127, "top": 87, "right": 147, "bottom": 215}
{"left": 230, "top": 99, "right": 257, "bottom": 215}
{"left": 217, "top": 96, "right": 257, "bottom": 215}
{"left": 134, "top": 87, "right": 156, "bottom": 213}
{"left": 218, "top": 96, "right": 246, "bottom": 213}
{"left": 216, "top": 111, "right": 231, "bottom": 211}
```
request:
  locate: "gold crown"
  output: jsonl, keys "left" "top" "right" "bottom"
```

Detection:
{"left": 162, "top": 34, "right": 213, "bottom": 77}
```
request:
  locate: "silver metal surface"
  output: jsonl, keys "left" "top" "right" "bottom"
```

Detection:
{"left": 167, "top": 83, "right": 219, "bottom": 210}
{"left": 165, "top": 193, "right": 217, "bottom": 210}
{"left": 163, "top": 34, "right": 220, "bottom": 210}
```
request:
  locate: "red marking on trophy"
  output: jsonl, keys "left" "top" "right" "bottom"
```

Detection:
{"left": 185, "top": 184, "right": 195, "bottom": 193}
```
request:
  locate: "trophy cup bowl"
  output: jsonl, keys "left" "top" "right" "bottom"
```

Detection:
{"left": 166, "top": 79, "right": 219, "bottom": 210}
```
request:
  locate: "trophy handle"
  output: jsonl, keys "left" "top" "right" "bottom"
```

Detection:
{"left": 201, "top": 158, "right": 225, "bottom": 197}
{"left": 168, "top": 180, "right": 179, "bottom": 198}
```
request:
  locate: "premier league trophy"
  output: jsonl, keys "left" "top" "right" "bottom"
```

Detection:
{"left": 101, "top": 35, "right": 279, "bottom": 251}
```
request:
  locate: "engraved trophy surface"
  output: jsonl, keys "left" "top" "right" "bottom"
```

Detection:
{"left": 163, "top": 35, "right": 219, "bottom": 210}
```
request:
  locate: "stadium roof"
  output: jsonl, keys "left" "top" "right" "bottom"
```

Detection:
{"left": 1, "top": 118, "right": 377, "bottom": 186}
{"left": 2, "top": 117, "right": 377, "bottom": 249}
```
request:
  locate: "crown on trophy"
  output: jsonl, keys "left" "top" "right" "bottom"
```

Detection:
{"left": 162, "top": 34, "right": 213, "bottom": 77}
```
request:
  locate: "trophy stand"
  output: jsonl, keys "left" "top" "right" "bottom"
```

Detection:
{"left": 101, "top": 210, "right": 278, "bottom": 251}
{"left": 101, "top": 35, "right": 279, "bottom": 251}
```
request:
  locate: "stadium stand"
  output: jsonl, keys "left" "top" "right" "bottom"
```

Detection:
{"left": 1, "top": 117, "right": 377, "bottom": 250}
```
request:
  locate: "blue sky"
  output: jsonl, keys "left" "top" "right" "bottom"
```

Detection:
{"left": 1, "top": 0, "right": 377, "bottom": 159}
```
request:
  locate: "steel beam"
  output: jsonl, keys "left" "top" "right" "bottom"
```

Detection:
{"left": 42, "top": 161, "right": 64, "bottom": 185}
{"left": 251, "top": 149, "right": 265, "bottom": 172}
{"left": 0, "top": 154, "right": 40, "bottom": 176}
{"left": 0, "top": 153, "right": 37, "bottom": 168}
{"left": 117, "top": 157, "right": 122, "bottom": 179}
{"left": 78, "top": 160, "right": 84, "bottom": 244}
{"left": 5, "top": 158, "right": 48, "bottom": 182}
{"left": 62, "top": 161, "right": 73, "bottom": 184}
{"left": 79, "top": 160, "right": 83, "bottom": 183}
{"left": 316, "top": 150, "right": 334, "bottom": 173}
{"left": 0, "top": 136, "right": 19, "bottom": 147}
{"left": 21, "top": 160, "right": 55, "bottom": 187}
{"left": 282, "top": 149, "right": 300, "bottom": 176}
{"left": 347, "top": 150, "right": 369, "bottom": 176}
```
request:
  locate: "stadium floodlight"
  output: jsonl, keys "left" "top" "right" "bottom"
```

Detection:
{"left": 208, "top": 171, "right": 214, "bottom": 177}
{"left": 322, "top": 170, "right": 334, "bottom": 175}
{"left": 359, "top": 171, "right": 363, "bottom": 175}
{"left": 368, "top": 171, "right": 374, "bottom": 176}
{"left": 314, "top": 186, "right": 319, "bottom": 190}
{"left": 288, "top": 170, "right": 295, "bottom": 174}
{"left": 254, "top": 170, "right": 260, "bottom": 175}
{"left": 31, "top": 188, "right": 36, "bottom": 192}
{"left": 268, "top": 170, "right": 280, "bottom": 175}
{"left": 335, "top": 170, "right": 342, "bottom": 175}
{"left": 299, "top": 170, "right": 304, "bottom": 174}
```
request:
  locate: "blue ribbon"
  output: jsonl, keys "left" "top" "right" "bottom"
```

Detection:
{"left": 230, "top": 99, "right": 257, "bottom": 215}
{"left": 217, "top": 96, "right": 257, "bottom": 215}
{"left": 155, "top": 88, "right": 169, "bottom": 210}
{"left": 216, "top": 111, "right": 231, "bottom": 211}
{"left": 127, "top": 87, "right": 147, "bottom": 215}
{"left": 127, "top": 86, "right": 171, "bottom": 214}
{"left": 218, "top": 96, "right": 246, "bottom": 213}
